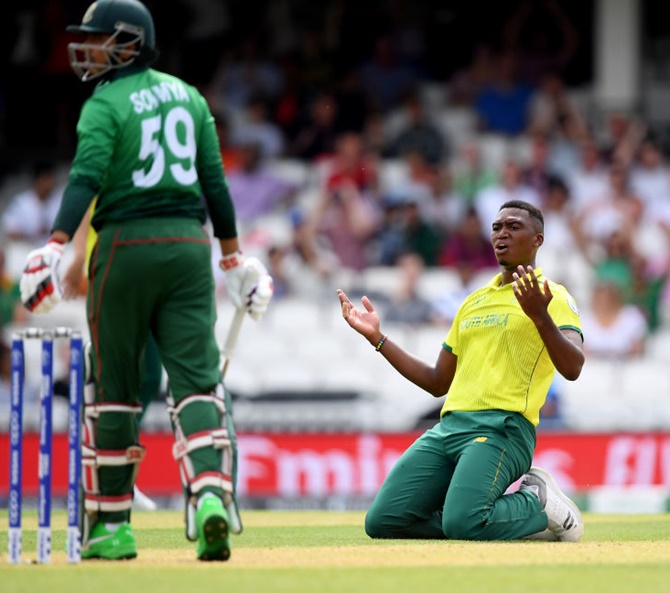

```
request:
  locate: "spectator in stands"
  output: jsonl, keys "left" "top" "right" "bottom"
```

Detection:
{"left": 0, "top": 248, "right": 27, "bottom": 326}
{"left": 572, "top": 164, "right": 644, "bottom": 259}
{"left": 231, "top": 94, "right": 285, "bottom": 160}
{"left": 540, "top": 175, "right": 579, "bottom": 257}
{"left": 0, "top": 340, "right": 39, "bottom": 417}
{"left": 319, "top": 130, "right": 380, "bottom": 195}
{"left": 589, "top": 230, "right": 668, "bottom": 333}
{"left": 437, "top": 206, "right": 498, "bottom": 272}
{"left": 474, "top": 159, "right": 542, "bottom": 237}
{"left": 447, "top": 43, "right": 496, "bottom": 108}
{"left": 418, "top": 166, "right": 468, "bottom": 239}
{"left": 580, "top": 280, "right": 648, "bottom": 359}
{"left": 207, "top": 37, "right": 284, "bottom": 116}
{"left": 287, "top": 90, "right": 340, "bottom": 161}
{"left": 520, "top": 133, "right": 555, "bottom": 196}
{"left": 383, "top": 252, "right": 437, "bottom": 325}
{"left": 599, "top": 110, "right": 641, "bottom": 167}
{"left": 564, "top": 135, "right": 610, "bottom": 214}
{"left": 272, "top": 51, "right": 303, "bottom": 140}
{"left": 1, "top": 160, "right": 63, "bottom": 247}
{"left": 375, "top": 164, "right": 443, "bottom": 268}
{"left": 545, "top": 111, "right": 588, "bottom": 182}
{"left": 265, "top": 245, "right": 292, "bottom": 300}
{"left": 473, "top": 50, "right": 535, "bottom": 136}
{"left": 630, "top": 254, "right": 668, "bottom": 334}
{"left": 295, "top": 27, "right": 335, "bottom": 101}
{"left": 333, "top": 66, "right": 370, "bottom": 134}
{"left": 385, "top": 88, "right": 447, "bottom": 166}
{"left": 590, "top": 230, "right": 637, "bottom": 299}
{"left": 226, "top": 141, "right": 297, "bottom": 229}
{"left": 430, "top": 260, "right": 481, "bottom": 326}
{"left": 278, "top": 209, "right": 342, "bottom": 299}
{"left": 387, "top": 149, "right": 443, "bottom": 217}
{"left": 527, "top": 69, "right": 586, "bottom": 139}
{"left": 358, "top": 33, "right": 420, "bottom": 114}
{"left": 630, "top": 136, "right": 670, "bottom": 213}
{"left": 213, "top": 111, "right": 243, "bottom": 174}
{"left": 451, "top": 138, "right": 498, "bottom": 205}
{"left": 299, "top": 133, "right": 382, "bottom": 273}
{"left": 360, "top": 109, "right": 389, "bottom": 157}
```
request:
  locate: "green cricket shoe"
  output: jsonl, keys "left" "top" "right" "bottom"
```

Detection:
{"left": 196, "top": 496, "right": 231, "bottom": 561}
{"left": 81, "top": 522, "right": 138, "bottom": 560}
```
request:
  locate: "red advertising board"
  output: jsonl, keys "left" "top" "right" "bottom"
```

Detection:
{"left": 1, "top": 432, "right": 669, "bottom": 497}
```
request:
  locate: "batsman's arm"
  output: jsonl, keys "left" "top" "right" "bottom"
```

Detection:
{"left": 219, "top": 237, "right": 241, "bottom": 258}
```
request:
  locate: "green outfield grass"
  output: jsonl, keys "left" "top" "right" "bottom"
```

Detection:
{"left": 1, "top": 511, "right": 669, "bottom": 593}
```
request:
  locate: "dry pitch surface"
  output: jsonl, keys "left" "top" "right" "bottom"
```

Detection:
{"left": 103, "top": 513, "right": 669, "bottom": 567}
{"left": 1, "top": 511, "right": 669, "bottom": 593}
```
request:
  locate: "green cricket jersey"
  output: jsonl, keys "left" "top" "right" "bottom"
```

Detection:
{"left": 441, "top": 269, "right": 582, "bottom": 426}
{"left": 54, "top": 66, "right": 236, "bottom": 239}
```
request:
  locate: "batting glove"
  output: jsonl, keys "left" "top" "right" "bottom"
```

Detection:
{"left": 20, "top": 239, "right": 65, "bottom": 314}
{"left": 221, "top": 251, "right": 274, "bottom": 320}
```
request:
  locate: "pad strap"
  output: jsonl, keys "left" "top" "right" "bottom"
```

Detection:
{"left": 173, "top": 428, "right": 231, "bottom": 460}
{"left": 190, "top": 471, "right": 234, "bottom": 496}
{"left": 85, "top": 402, "right": 143, "bottom": 419}
{"left": 83, "top": 444, "right": 146, "bottom": 467}
{"left": 84, "top": 493, "right": 133, "bottom": 513}
{"left": 168, "top": 388, "right": 234, "bottom": 500}
{"left": 167, "top": 393, "right": 226, "bottom": 417}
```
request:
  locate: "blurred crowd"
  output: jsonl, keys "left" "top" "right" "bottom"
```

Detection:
{"left": 2, "top": 0, "right": 669, "bottom": 426}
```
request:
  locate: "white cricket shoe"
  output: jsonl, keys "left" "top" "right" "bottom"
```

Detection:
{"left": 522, "top": 527, "right": 559, "bottom": 541}
{"left": 132, "top": 485, "right": 158, "bottom": 511}
{"left": 519, "top": 466, "right": 584, "bottom": 542}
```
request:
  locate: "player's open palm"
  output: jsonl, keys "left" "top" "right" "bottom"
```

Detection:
{"left": 338, "top": 289, "right": 380, "bottom": 341}
{"left": 512, "top": 265, "right": 553, "bottom": 322}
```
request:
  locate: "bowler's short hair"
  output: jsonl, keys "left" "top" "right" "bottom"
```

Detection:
{"left": 499, "top": 200, "right": 544, "bottom": 232}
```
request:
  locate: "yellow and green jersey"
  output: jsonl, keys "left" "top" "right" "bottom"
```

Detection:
{"left": 441, "top": 269, "right": 582, "bottom": 426}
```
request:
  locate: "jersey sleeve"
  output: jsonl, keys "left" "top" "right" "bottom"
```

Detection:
{"left": 548, "top": 285, "right": 583, "bottom": 336}
{"left": 194, "top": 94, "right": 237, "bottom": 239}
{"left": 53, "top": 96, "right": 116, "bottom": 237}
{"left": 444, "top": 302, "right": 464, "bottom": 355}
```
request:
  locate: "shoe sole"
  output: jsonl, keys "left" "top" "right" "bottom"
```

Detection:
{"left": 528, "top": 467, "right": 584, "bottom": 542}
{"left": 81, "top": 548, "right": 137, "bottom": 560}
{"left": 198, "top": 514, "right": 231, "bottom": 561}
{"left": 522, "top": 528, "right": 559, "bottom": 541}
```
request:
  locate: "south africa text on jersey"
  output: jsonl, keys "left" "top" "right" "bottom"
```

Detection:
{"left": 130, "top": 81, "right": 190, "bottom": 114}
{"left": 460, "top": 314, "right": 510, "bottom": 329}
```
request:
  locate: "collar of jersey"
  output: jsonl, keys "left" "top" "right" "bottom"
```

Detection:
{"left": 489, "top": 267, "right": 544, "bottom": 289}
{"left": 95, "top": 64, "right": 150, "bottom": 91}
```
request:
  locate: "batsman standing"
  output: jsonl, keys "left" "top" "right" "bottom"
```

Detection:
{"left": 339, "top": 200, "right": 585, "bottom": 542}
{"left": 20, "top": 0, "right": 273, "bottom": 561}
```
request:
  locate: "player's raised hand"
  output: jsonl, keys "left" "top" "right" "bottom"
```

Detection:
{"left": 20, "top": 240, "right": 65, "bottom": 314}
{"left": 338, "top": 289, "right": 381, "bottom": 343}
{"left": 511, "top": 265, "right": 553, "bottom": 321}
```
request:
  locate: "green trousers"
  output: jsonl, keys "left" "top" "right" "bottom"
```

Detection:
{"left": 86, "top": 218, "right": 224, "bottom": 521}
{"left": 365, "top": 410, "right": 548, "bottom": 540}
{"left": 138, "top": 331, "right": 162, "bottom": 424}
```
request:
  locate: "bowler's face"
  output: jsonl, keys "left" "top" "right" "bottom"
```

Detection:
{"left": 491, "top": 208, "right": 542, "bottom": 269}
